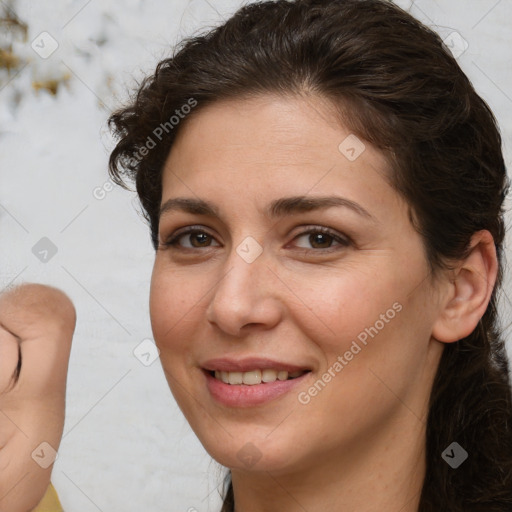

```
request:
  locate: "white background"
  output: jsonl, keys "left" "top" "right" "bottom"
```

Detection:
{"left": 1, "top": 1, "right": 511, "bottom": 511}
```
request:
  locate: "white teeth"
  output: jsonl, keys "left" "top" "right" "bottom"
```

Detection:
{"left": 242, "top": 370, "right": 262, "bottom": 385}
{"left": 212, "top": 369, "right": 307, "bottom": 385}
{"left": 215, "top": 371, "right": 231, "bottom": 384}
{"left": 228, "top": 371, "right": 243, "bottom": 385}
{"left": 261, "top": 369, "right": 278, "bottom": 382}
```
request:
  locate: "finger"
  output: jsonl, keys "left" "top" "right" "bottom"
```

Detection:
{"left": 17, "top": 327, "right": 74, "bottom": 399}
{"left": 0, "top": 284, "right": 76, "bottom": 398}
{"left": 0, "top": 325, "right": 20, "bottom": 395}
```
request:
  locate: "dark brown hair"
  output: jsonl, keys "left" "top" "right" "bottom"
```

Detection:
{"left": 108, "top": 0, "right": 512, "bottom": 510}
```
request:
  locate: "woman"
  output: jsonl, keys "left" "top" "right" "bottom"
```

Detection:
{"left": 108, "top": 0, "right": 512, "bottom": 510}
{"left": 1, "top": 0, "right": 511, "bottom": 510}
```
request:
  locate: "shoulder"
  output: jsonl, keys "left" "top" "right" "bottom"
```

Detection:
{"left": 32, "top": 483, "right": 63, "bottom": 512}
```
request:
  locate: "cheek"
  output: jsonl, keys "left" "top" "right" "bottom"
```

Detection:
{"left": 297, "top": 266, "right": 434, "bottom": 409}
{"left": 149, "top": 264, "right": 203, "bottom": 359}
{"left": 284, "top": 265, "right": 405, "bottom": 358}
{"left": 289, "top": 270, "right": 429, "bottom": 430}
{"left": 149, "top": 266, "right": 211, "bottom": 419}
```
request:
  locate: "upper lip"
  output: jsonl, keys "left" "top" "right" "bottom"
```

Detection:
{"left": 201, "top": 357, "right": 311, "bottom": 373}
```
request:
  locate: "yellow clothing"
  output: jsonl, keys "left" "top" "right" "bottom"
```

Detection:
{"left": 33, "top": 483, "right": 63, "bottom": 512}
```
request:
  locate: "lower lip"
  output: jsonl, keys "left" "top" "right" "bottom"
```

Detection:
{"left": 203, "top": 370, "right": 310, "bottom": 407}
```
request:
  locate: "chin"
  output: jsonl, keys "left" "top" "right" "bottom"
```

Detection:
{"left": 196, "top": 429, "right": 303, "bottom": 474}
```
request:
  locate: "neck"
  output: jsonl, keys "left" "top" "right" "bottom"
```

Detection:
{"left": 230, "top": 410, "right": 427, "bottom": 512}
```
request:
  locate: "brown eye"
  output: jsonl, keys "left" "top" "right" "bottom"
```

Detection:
{"left": 188, "top": 232, "right": 213, "bottom": 247}
{"left": 164, "top": 228, "right": 220, "bottom": 249}
{"left": 293, "top": 228, "right": 350, "bottom": 251}
{"left": 308, "top": 232, "right": 334, "bottom": 249}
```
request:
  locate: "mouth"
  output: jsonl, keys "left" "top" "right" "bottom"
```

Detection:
{"left": 206, "top": 368, "right": 310, "bottom": 385}
{"left": 200, "top": 357, "right": 313, "bottom": 407}
{"left": 200, "top": 358, "right": 313, "bottom": 407}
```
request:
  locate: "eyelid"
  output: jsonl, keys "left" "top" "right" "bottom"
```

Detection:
{"left": 161, "top": 225, "right": 219, "bottom": 249}
{"left": 288, "top": 225, "right": 351, "bottom": 250}
{"left": 162, "top": 224, "right": 351, "bottom": 251}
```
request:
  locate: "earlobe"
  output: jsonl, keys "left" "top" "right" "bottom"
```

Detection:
{"left": 432, "top": 230, "right": 497, "bottom": 344}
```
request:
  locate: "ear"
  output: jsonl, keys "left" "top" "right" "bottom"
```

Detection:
{"left": 432, "top": 230, "right": 498, "bottom": 344}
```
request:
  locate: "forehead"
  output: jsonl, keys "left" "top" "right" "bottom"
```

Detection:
{"left": 165, "top": 94, "right": 387, "bottom": 170}
{"left": 160, "top": 94, "right": 401, "bottom": 219}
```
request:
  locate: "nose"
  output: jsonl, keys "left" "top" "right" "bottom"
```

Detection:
{"left": 205, "top": 244, "right": 284, "bottom": 337}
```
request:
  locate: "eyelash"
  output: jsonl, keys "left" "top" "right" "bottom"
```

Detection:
{"left": 162, "top": 225, "right": 351, "bottom": 253}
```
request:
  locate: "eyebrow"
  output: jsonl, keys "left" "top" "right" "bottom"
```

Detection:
{"left": 159, "top": 195, "right": 375, "bottom": 221}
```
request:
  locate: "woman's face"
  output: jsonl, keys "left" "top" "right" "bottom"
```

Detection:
{"left": 150, "top": 94, "right": 445, "bottom": 474}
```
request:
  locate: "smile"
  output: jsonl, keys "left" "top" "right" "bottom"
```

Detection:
{"left": 212, "top": 369, "right": 308, "bottom": 385}
{"left": 201, "top": 357, "right": 312, "bottom": 407}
